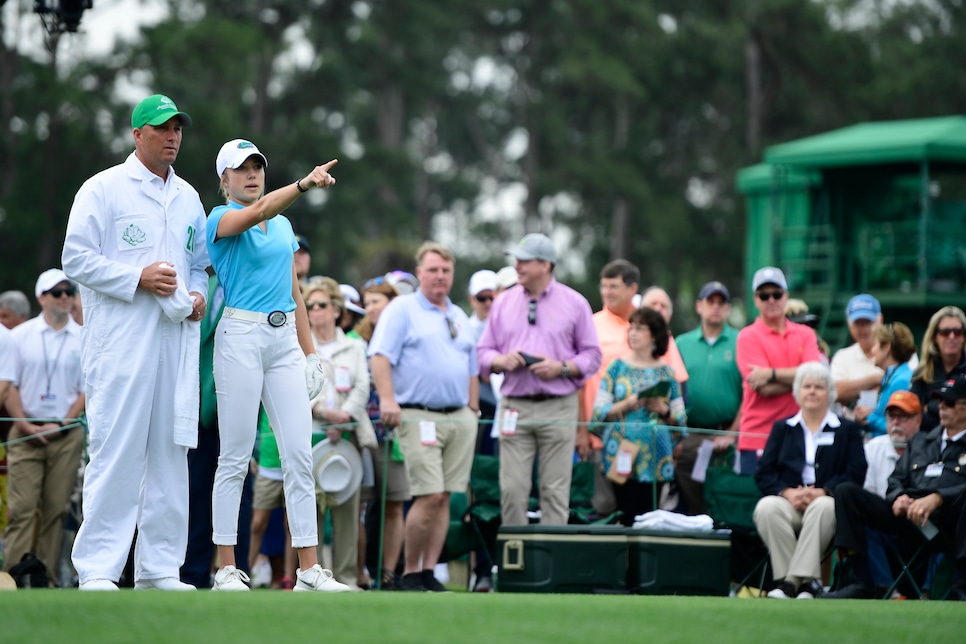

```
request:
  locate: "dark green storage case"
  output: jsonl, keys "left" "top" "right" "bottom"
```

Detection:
{"left": 625, "top": 528, "right": 731, "bottom": 596}
{"left": 496, "top": 525, "right": 627, "bottom": 594}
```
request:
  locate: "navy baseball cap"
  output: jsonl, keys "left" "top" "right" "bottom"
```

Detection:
{"left": 295, "top": 234, "right": 311, "bottom": 253}
{"left": 698, "top": 281, "right": 730, "bottom": 302}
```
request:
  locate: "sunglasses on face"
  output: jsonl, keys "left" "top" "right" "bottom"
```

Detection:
{"left": 937, "top": 327, "right": 965, "bottom": 338}
{"left": 45, "top": 287, "right": 76, "bottom": 298}
{"left": 528, "top": 299, "right": 537, "bottom": 325}
{"left": 756, "top": 290, "right": 785, "bottom": 301}
{"left": 475, "top": 294, "right": 493, "bottom": 304}
{"left": 306, "top": 301, "right": 330, "bottom": 310}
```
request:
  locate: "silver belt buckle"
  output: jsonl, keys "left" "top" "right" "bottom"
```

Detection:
{"left": 267, "top": 310, "right": 287, "bottom": 327}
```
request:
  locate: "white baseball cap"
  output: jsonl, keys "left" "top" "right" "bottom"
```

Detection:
{"left": 339, "top": 284, "right": 366, "bottom": 316}
{"left": 468, "top": 270, "right": 498, "bottom": 297}
{"left": 494, "top": 266, "right": 519, "bottom": 290}
{"left": 35, "top": 268, "right": 73, "bottom": 298}
{"left": 215, "top": 139, "right": 269, "bottom": 177}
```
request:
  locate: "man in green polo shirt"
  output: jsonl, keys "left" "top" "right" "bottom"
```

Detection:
{"left": 674, "top": 281, "right": 743, "bottom": 514}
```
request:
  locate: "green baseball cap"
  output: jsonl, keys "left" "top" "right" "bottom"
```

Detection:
{"left": 131, "top": 94, "right": 193, "bottom": 129}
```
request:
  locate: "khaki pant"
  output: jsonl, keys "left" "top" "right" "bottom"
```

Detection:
{"left": 499, "top": 394, "right": 578, "bottom": 526}
{"left": 4, "top": 425, "right": 84, "bottom": 585}
{"left": 317, "top": 487, "right": 361, "bottom": 588}
{"left": 397, "top": 407, "right": 477, "bottom": 496}
{"left": 753, "top": 494, "right": 836, "bottom": 583}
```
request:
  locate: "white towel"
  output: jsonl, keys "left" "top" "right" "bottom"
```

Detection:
{"left": 632, "top": 509, "right": 714, "bottom": 532}
{"left": 154, "top": 274, "right": 194, "bottom": 322}
{"left": 172, "top": 319, "right": 200, "bottom": 448}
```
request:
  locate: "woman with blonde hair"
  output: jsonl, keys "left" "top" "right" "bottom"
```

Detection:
{"left": 854, "top": 322, "right": 917, "bottom": 437}
{"left": 911, "top": 306, "right": 966, "bottom": 430}
{"left": 303, "top": 276, "right": 377, "bottom": 590}
{"left": 206, "top": 139, "right": 348, "bottom": 592}
{"left": 358, "top": 276, "right": 412, "bottom": 589}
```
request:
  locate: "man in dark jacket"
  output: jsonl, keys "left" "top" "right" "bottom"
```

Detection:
{"left": 826, "top": 375, "right": 966, "bottom": 599}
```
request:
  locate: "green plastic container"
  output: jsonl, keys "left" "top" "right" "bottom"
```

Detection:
{"left": 496, "top": 525, "right": 627, "bottom": 594}
{"left": 625, "top": 528, "right": 731, "bottom": 596}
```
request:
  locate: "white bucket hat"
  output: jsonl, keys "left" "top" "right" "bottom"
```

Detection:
{"left": 312, "top": 439, "right": 363, "bottom": 506}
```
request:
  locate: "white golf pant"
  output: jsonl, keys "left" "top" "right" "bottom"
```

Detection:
{"left": 211, "top": 317, "right": 317, "bottom": 548}
{"left": 72, "top": 299, "right": 189, "bottom": 584}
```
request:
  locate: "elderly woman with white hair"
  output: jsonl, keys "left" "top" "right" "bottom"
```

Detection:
{"left": 753, "top": 361, "right": 867, "bottom": 599}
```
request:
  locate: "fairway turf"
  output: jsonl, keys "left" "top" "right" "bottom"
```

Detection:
{"left": 0, "top": 591, "right": 961, "bottom": 643}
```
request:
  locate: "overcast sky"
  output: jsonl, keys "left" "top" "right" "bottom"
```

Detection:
{"left": 3, "top": 0, "right": 167, "bottom": 63}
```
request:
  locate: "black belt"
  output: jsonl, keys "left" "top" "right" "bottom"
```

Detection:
{"left": 399, "top": 403, "right": 463, "bottom": 414}
{"left": 509, "top": 393, "right": 563, "bottom": 402}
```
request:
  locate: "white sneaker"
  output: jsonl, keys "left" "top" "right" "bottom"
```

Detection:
{"left": 134, "top": 577, "right": 196, "bottom": 591}
{"left": 79, "top": 579, "right": 119, "bottom": 591}
{"left": 213, "top": 566, "right": 251, "bottom": 591}
{"left": 294, "top": 565, "right": 351, "bottom": 593}
{"left": 249, "top": 558, "right": 272, "bottom": 589}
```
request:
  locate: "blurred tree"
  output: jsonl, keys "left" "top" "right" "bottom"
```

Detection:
{"left": 2, "top": 0, "right": 964, "bottom": 325}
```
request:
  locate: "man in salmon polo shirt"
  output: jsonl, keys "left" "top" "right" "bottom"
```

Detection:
{"left": 581, "top": 259, "right": 641, "bottom": 421}
{"left": 735, "top": 267, "right": 823, "bottom": 475}
{"left": 580, "top": 260, "right": 641, "bottom": 515}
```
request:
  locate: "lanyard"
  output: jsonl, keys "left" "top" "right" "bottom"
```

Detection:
{"left": 880, "top": 365, "right": 898, "bottom": 392}
{"left": 41, "top": 327, "right": 68, "bottom": 397}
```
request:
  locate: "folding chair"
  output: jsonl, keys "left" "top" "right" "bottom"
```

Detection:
{"left": 443, "top": 454, "right": 502, "bottom": 571}
{"left": 703, "top": 464, "right": 771, "bottom": 596}
{"left": 881, "top": 520, "right": 952, "bottom": 600}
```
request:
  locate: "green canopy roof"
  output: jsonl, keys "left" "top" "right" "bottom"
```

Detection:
{"left": 736, "top": 163, "right": 820, "bottom": 194}
{"left": 764, "top": 115, "right": 966, "bottom": 168}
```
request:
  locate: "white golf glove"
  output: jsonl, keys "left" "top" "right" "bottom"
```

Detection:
{"left": 305, "top": 353, "right": 325, "bottom": 399}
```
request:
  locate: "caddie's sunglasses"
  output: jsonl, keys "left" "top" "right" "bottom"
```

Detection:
{"left": 756, "top": 290, "right": 785, "bottom": 301}
{"left": 45, "top": 287, "right": 76, "bottom": 298}
{"left": 528, "top": 299, "right": 537, "bottom": 325}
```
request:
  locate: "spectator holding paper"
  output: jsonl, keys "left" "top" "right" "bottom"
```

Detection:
{"left": 675, "top": 281, "right": 743, "bottom": 514}
{"left": 592, "top": 306, "right": 686, "bottom": 526}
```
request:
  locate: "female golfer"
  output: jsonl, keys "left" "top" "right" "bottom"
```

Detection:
{"left": 206, "top": 138, "right": 348, "bottom": 592}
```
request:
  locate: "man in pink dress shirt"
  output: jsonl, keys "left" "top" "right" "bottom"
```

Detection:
{"left": 478, "top": 234, "right": 601, "bottom": 526}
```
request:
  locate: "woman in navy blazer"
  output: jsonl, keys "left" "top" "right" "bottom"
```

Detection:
{"left": 753, "top": 361, "right": 867, "bottom": 599}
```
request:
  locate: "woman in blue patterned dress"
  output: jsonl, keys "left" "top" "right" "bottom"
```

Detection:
{"left": 592, "top": 306, "right": 687, "bottom": 526}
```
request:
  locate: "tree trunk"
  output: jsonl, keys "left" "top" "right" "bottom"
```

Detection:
{"left": 745, "top": 37, "right": 762, "bottom": 157}
{"left": 610, "top": 100, "right": 630, "bottom": 259}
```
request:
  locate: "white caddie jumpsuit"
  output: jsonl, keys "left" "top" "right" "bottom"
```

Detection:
{"left": 62, "top": 152, "right": 209, "bottom": 584}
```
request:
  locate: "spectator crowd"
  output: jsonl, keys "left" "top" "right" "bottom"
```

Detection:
{"left": 0, "top": 94, "right": 964, "bottom": 600}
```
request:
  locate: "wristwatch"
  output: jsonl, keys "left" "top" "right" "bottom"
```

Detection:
{"left": 561, "top": 361, "right": 570, "bottom": 378}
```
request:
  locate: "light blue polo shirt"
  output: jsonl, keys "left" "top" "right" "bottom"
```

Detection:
{"left": 368, "top": 291, "right": 479, "bottom": 408}
{"left": 207, "top": 201, "right": 298, "bottom": 313}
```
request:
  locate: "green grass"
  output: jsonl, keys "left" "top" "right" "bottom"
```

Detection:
{"left": 0, "top": 591, "right": 961, "bottom": 643}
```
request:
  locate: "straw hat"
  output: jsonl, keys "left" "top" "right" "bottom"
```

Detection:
{"left": 312, "top": 438, "right": 364, "bottom": 506}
